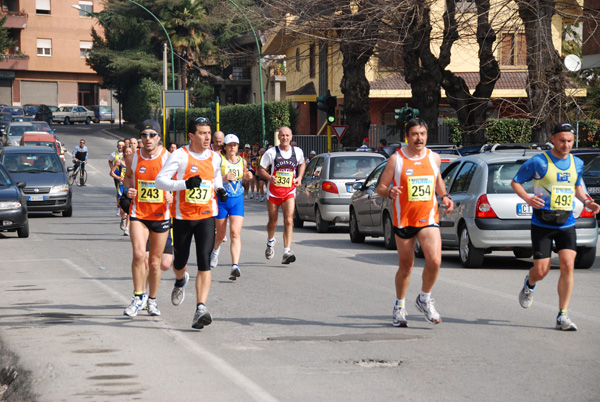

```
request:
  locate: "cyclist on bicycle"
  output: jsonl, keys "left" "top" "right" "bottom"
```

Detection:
{"left": 73, "top": 139, "right": 88, "bottom": 173}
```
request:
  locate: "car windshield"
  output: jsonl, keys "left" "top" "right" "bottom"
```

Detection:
{"left": 583, "top": 157, "right": 600, "bottom": 177}
{"left": 1, "top": 153, "right": 63, "bottom": 173}
{"left": 487, "top": 161, "right": 533, "bottom": 194}
{"left": 3, "top": 107, "right": 23, "bottom": 115}
{"left": 0, "top": 114, "right": 12, "bottom": 122}
{"left": 58, "top": 107, "right": 72, "bottom": 112}
{"left": 7, "top": 126, "right": 34, "bottom": 137}
{"left": 23, "top": 141, "right": 55, "bottom": 149}
{"left": 330, "top": 156, "right": 381, "bottom": 180}
{"left": 24, "top": 106, "right": 39, "bottom": 114}
{"left": 32, "top": 122, "right": 51, "bottom": 131}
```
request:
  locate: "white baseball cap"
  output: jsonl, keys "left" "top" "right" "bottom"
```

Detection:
{"left": 224, "top": 134, "right": 240, "bottom": 145}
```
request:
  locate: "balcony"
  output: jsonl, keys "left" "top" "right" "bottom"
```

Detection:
{"left": 0, "top": 54, "right": 29, "bottom": 70}
{"left": 1, "top": 12, "right": 28, "bottom": 29}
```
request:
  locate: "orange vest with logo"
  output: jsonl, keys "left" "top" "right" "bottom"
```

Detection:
{"left": 131, "top": 148, "right": 170, "bottom": 221}
{"left": 171, "top": 147, "right": 216, "bottom": 220}
{"left": 392, "top": 148, "right": 439, "bottom": 228}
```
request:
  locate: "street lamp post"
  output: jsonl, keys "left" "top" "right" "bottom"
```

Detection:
{"left": 226, "top": 0, "right": 266, "bottom": 145}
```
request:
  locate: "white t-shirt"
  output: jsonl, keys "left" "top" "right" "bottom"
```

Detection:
{"left": 259, "top": 146, "right": 305, "bottom": 172}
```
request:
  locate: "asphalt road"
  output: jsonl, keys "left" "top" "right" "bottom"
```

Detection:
{"left": 1, "top": 124, "right": 599, "bottom": 401}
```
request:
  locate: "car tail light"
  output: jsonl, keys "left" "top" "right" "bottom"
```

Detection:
{"left": 580, "top": 197, "right": 595, "bottom": 218}
{"left": 476, "top": 194, "right": 498, "bottom": 218}
{"left": 322, "top": 181, "right": 339, "bottom": 194}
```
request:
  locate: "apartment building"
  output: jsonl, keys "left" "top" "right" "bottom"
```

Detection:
{"left": 0, "top": 0, "right": 109, "bottom": 107}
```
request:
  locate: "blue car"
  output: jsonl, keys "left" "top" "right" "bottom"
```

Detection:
{"left": 0, "top": 162, "right": 28, "bottom": 237}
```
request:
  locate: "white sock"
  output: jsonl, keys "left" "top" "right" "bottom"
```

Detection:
{"left": 283, "top": 247, "right": 291, "bottom": 254}
{"left": 419, "top": 292, "right": 431, "bottom": 303}
{"left": 267, "top": 238, "right": 275, "bottom": 245}
{"left": 395, "top": 299, "right": 405, "bottom": 307}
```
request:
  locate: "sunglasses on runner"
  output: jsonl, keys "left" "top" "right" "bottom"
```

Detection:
{"left": 140, "top": 132, "right": 159, "bottom": 138}
{"left": 195, "top": 117, "right": 210, "bottom": 124}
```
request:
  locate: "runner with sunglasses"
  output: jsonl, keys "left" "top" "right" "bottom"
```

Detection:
{"left": 122, "top": 120, "right": 172, "bottom": 318}
{"left": 156, "top": 117, "right": 227, "bottom": 330}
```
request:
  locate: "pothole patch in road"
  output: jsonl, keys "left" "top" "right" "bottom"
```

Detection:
{"left": 87, "top": 375, "right": 138, "bottom": 380}
{"left": 265, "top": 333, "right": 424, "bottom": 342}
{"left": 72, "top": 349, "right": 120, "bottom": 354}
{"left": 12, "top": 300, "right": 52, "bottom": 306}
{"left": 96, "top": 363, "right": 133, "bottom": 368}
{"left": 28, "top": 312, "right": 85, "bottom": 325}
{"left": 343, "top": 359, "right": 403, "bottom": 368}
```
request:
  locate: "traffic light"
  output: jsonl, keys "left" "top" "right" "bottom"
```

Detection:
{"left": 394, "top": 104, "right": 419, "bottom": 122}
{"left": 394, "top": 108, "right": 404, "bottom": 121}
{"left": 317, "top": 90, "right": 337, "bottom": 123}
{"left": 405, "top": 107, "right": 419, "bottom": 121}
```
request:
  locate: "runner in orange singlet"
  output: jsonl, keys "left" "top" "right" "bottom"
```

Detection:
{"left": 122, "top": 120, "right": 172, "bottom": 318}
{"left": 376, "top": 118, "right": 453, "bottom": 327}
{"left": 155, "top": 117, "right": 227, "bottom": 330}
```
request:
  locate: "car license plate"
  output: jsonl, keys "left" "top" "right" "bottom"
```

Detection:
{"left": 517, "top": 203, "right": 532, "bottom": 215}
{"left": 346, "top": 185, "right": 355, "bottom": 193}
{"left": 28, "top": 195, "right": 44, "bottom": 201}
{"left": 588, "top": 187, "right": 600, "bottom": 194}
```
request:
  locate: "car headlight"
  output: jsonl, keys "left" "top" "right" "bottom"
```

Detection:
{"left": 0, "top": 201, "right": 22, "bottom": 209}
{"left": 50, "top": 184, "right": 70, "bottom": 194}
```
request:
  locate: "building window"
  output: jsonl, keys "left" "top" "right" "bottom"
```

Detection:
{"left": 500, "top": 32, "right": 527, "bottom": 66}
{"left": 36, "top": 0, "right": 51, "bottom": 15}
{"left": 296, "top": 48, "right": 300, "bottom": 71}
{"left": 80, "top": 41, "right": 92, "bottom": 58}
{"left": 78, "top": 1, "right": 93, "bottom": 17}
{"left": 37, "top": 39, "right": 52, "bottom": 56}
{"left": 309, "top": 44, "right": 316, "bottom": 78}
{"left": 456, "top": 0, "right": 476, "bottom": 13}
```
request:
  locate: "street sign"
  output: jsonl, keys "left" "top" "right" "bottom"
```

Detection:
{"left": 332, "top": 125, "right": 348, "bottom": 140}
{"left": 161, "top": 90, "right": 187, "bottom": 108}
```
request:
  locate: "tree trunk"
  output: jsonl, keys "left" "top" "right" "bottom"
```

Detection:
{"left": 515, "top": 0, "right": 566, "bottom": 142}
{"left": 441, "top": 0, "right": 500, "bottom": 146}
{"left": 340, "top": 41, "right": 373, "bottom": 148}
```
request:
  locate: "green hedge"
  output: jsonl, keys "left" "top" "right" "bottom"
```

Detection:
{"left": 444, "top": 118, "right": 600, "bottom": 146}
{"left": 169, "top": 101, "right": 295, "bottom": 147}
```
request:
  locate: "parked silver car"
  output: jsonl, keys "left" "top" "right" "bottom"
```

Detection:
{"left": 348, "top": 156, "right": 456, "bottom": 250}
{"left": 294, "top": 152, "right": 386, "bottom": 232}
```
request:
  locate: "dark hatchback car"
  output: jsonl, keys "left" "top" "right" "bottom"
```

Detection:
{"left": 583, "top": 156, "right": 600, "bottom": 216}
{"left": 0, "top": 111, "right": 12, "bottom": 138}
{"left": 0, "top": 162, "right": 28, "bottom": 237}
{"left": 0, "top": 146, "right": 72, "bottom": 217}
{"left": 24, "top": 104, "right": 53, "bottom": 125}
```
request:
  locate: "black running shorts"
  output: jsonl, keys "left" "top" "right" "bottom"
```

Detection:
{"left": 394, "top": 224, "right": 438, "bottom": 239}
{"left": 531, "top": 224, "right": 576, "bottom": 260}
{"left": 172, "top": 217, "right": 215, "bottom": 272}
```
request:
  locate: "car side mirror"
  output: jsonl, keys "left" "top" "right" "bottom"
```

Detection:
{"left": 351, "top": 181, "right": 364, "bottom": 191}
{"left": 17, "top": 182, "right": 26, "bottom": 188}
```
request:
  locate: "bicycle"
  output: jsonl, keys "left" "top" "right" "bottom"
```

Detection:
{"left": 68, "top": 160, "right": 88, "bottom": 187}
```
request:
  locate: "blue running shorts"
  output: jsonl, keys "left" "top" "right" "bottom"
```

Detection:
{"left": 217, "top": 195, "right": 245, "bottom": 219}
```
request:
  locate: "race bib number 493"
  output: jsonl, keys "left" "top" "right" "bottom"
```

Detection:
{"left": 407, "top": 175, "right": 434, "bottom": 202}
{"left": 550, "top": 186, "right": 574, "bottom": 211}
{"left": 137, "top": 180, "right": 163, "bottom": 203}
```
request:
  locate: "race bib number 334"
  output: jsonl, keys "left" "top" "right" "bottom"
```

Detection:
{"left": 407, "top": 175, "right": 434, "bottom": 202}
{"left": 137, "top": 180, "right": 163, "bottom": 203}
{"left": 275, "top": 171, "right": 293, "bottom": 188}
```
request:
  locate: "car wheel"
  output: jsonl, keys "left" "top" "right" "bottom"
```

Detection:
{"left": 64, "top": 117, "right": 70, "bottom": 125}
{"left": 513, "top": 248, "right": 533, "bottom": 259}
{"left": 110, "top": 119, "right": 115, "bottom": 124}
{"left": 293, "top": 207, "right": 304, "bottom": 228}
{"left": 62, "top": 205, "right": 73, "bottom": 217}
{"left": 94, "top": 117, "right": 99, "bottom": 124}
{"left": 414, "top": 239, "right": 424, "bottom": 258}
{"left": 315, "top": 206, "right": 329, "bottom": 233}
{"left": 383, "top": 213, "right": 397, "bottom": 250}
{"left": 17, "top": 222, "right": 29, "bottom": 238}
{"left": 349, "top": 209, "right": 365, "bottom": 243}
{"left": 459, "top": 226, "right": 484, "bottom": 268}
{"left": 575, "top": 247, "right": 596, "bottom": 269}
{"left": 85, "top": 117, "right": 91, "bottom": 125}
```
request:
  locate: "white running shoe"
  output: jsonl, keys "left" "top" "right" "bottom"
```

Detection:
{"left": 244, "top": 194, "right": 250, "bottom": 200}
{"left": 192, "top": 304, "right": 212, "bottom": 329}
{"left": 115, "top": 207, "right": 120, "bottom": 216}
{"left": 123, "top": 227, "right": 129, "bottom": 236}
{"left": 147, "top": 299, "right": 161, "bottom": 316}
{"left": 392, "top": 305, "right": 408, "bottom": 327}
{"left": 124, "top": 295, "right": 143, "bottom": 317}
{"left": 414, "top": 296, "right": 441, "bottom": 324}
{"left": 210, "top": 248, "right": 220, "bottom": 269}
{"left": 229, "top": 265, "right": 241, "bottom": 281}
{"left": 556, "top": 313, "right": 577, "bottom": 331}
{"left": 519, "top": 275, "right": 535, "bottom": 308}
{"left": 282, "top": 250, "right": 296, "bottom": 264}
{"left": 265, "top": 239, "right": 276, "bottom": 260}
{"left": 223, "top": 235, "right": 228, "bottom": 242}
{"left": 171, "top": 272, "right": 189, "bottom": 306}
{"left": 119, "top": 218, "right": 126, "bottom": 230}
